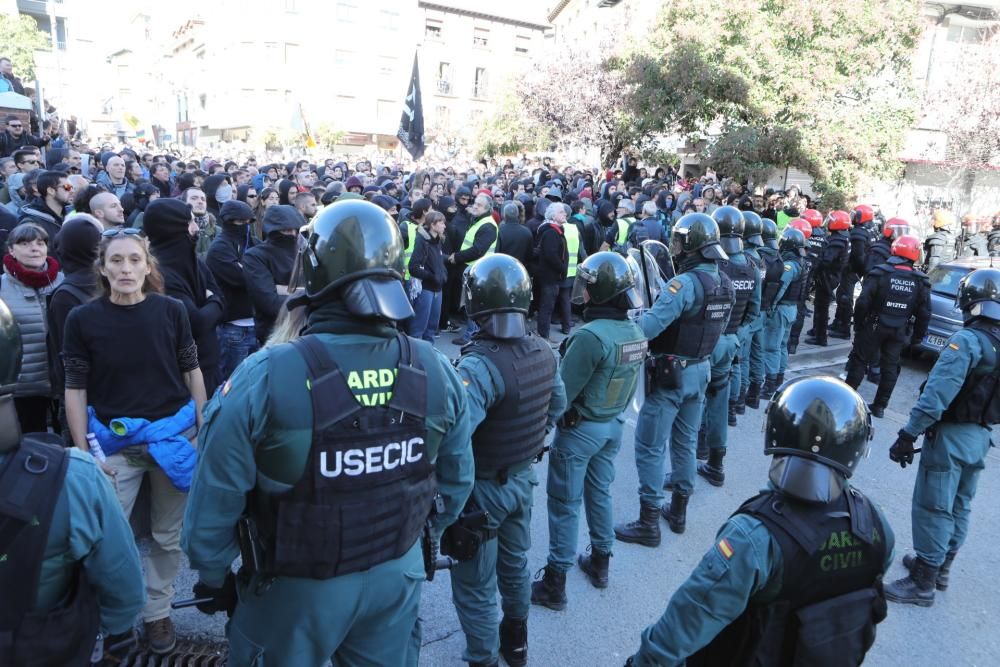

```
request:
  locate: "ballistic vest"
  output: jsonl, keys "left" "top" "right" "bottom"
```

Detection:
{"left": 461, "top": 216, "right": 498, "bottom": 265}
{"left": 781, "top": 257, "right": 807, "bottom": 305}
{"left": 570, "top": 317, "right": 647, "bottom": 422}
{"left": 922, "top": 230, "right": 956, "bottom": 269}
{"left": 720, "top": 255, "right": 758, "bottom": 335}
{"left": 0, "top": 434, "right": 100, "bottom": 666}
{"left": 464, "top": 335, "right": 556, "bottom": 471}
{"left": 564, "top": 221, "right": 581, "bottom": 279}
{"left": 940, "top": 321, "right": 1000, "bottom": 426}
{"left": 870, "top": 260, "right": 924, "bottom": 328}
{"left": 760, "top": 251, "right": 785, "bottom": 311}
{"left": 806, "top": 227, "right": 827, "bottom": 261}
{"left": 650, "top": 269, "right": 734, "bottom": 360}
{"left": 689, "top": 488, "right": 887, "bottom": 667}
{"left": 822, "top": 232, "right": 851, "bottom": 273}
{"left": 258, "top": 334, "right": 437, "bottom": 579}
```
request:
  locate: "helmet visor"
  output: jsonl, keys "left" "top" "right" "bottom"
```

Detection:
{"left": 571, "top": 265, "right": 597, "bottom": 305}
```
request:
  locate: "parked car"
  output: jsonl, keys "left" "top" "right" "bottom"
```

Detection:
{"left": 915, "top": 257, "right": 997, "bottom": 356}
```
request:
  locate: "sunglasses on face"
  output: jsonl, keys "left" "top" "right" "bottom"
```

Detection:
{"left": 247, "top": 194, "right": 258, "bottom": 199}
{"left": 102, "top": 227, "right": 142, "bottom": 238}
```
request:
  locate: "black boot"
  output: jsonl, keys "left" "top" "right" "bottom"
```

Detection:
{"left": 760, "top": 375, "right": 778, "bottom": 401}
{"left": 805, "top": 335, "right": 828, "bottom": 346}
{"left": 734, "top": 388, "right": 746, "bottom": 414}
{"left": 745, "top": 382, "right": 761, "bottom": 410}
{"left": 903, "top": 551, "right": 957, "bottom": 591}
{"left": 499, "top": 616, "right": 528, "bottom": 667}
{"left": 696, "top": 426, "right": 708, "bottom": 460}
{"left": 776, "top": 372, "right": 785, "bottom": 387}
{"left": 614, "top": 503, "right": 662, "bottom": 547}
{"left": 578, "top": 547, "right": 611, "bottom": 589}
{"left": 885, "top": 556, "right": 939, "bottom": 607}
{"left": 868, "top": 402, "right": 885, "bottom": 419}
{"left": 697, "top": 449, "right": 725, "bottom": 487}
{"left": 469, "top": 662, "right": 498, "bottom": 667}
{"left": 787, "top": 340, "right": 798, "bottom": 355}
{"left": 661, "top": 491, "right": 689, "bottom": 534}
{"left": 530, "top": 565, "right": 567, "bottom": 611}
{"left": 830, "top": 324, "right": 851, "bottom": 339}
{"left": 728, "top": 400, "right": 738, "bottom": 426}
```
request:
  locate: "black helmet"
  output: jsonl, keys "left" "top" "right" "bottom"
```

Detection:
{"left": 302, "top": 199, "right": 413, "bottom": 320}
{"left": 0, "top": 299, "right": 21, "bottom": 387}
{"left": 765, "top": 376, "right": 872, "bottom": 502}
{"left": 761, "top": 218, "right": 779, "bottom": 249}
{"left": 669, "top": 213, "right": 728, "bottom": 262}
{"left": 957, "top": 267, "right": 1000, "bottom": 322}
{"left": 742, "top": 210, "right": 764, "bottom": 246}
{"left": 779, "top": 227, "right": 807, "bottom": 257}
{"left": 464, "top": 254, "right": 532, "bottom": 338}
{"left": 712, "top": 206, "right": 745, "bottom": 255}
{"left": 571, "top": 251, "right": 643, "bottom": 310}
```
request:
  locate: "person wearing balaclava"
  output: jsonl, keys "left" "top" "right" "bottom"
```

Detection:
{"left": 201, "top": 173, "right": 234, "bottom": 221}
{"left": 242, "top": 204, "right": 305, "bottom": 345}
{"left": 145, "top": 197, "right": 225, "bottom": 395}
{"left": 47, "top": 214, "right": 101, "bottom": 413}
{"left": 206, "top": 200, "right": 259, "bottom": 379}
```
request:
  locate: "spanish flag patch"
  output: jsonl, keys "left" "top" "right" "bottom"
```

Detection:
{"left": 948, "top": 342, "right": 960, "bottom": 351}
{"left": 717, "top": 538, "right": 734, "bottom": 559}
{"left": 221, "top": 380, "right": 232, "bottom": 396}
{"left": 668, "top": 279, "right": 683, "bottom": 294}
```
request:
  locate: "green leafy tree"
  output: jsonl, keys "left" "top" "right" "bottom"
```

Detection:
{"left": 314, "top": 122, "right": 344, "bottom": 151}
{"left": 474, "top": 91, "right": 553, "bottom": 157}
{"left": 0, "top": 14, "right": 49, "bottom": 82}
{"left": 623, "top": 0, "right": 924, "bottom": 207}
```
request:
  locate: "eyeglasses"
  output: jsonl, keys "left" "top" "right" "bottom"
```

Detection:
{"left": 101, "top": 227, "right": 142, "bottom": 238}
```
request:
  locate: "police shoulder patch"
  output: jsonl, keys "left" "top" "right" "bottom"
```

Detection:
{"left": 668, "top": 278, "right": 683, "bottom": 294}
{"left": 948, "top": 342, "right": 960, "bottom": 351}
{"left": 717, "top": 537, "right": 734, "bottom": 559}
{"left": 783, "top": 264, "right": 792, "bottom": 271}
{"left": 221, "top": 380, "right": 232, "bottom": 396}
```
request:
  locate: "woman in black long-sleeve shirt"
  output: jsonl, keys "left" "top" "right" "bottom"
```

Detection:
{"left": 407, "top": 210, "right": 448, "bottom": 342}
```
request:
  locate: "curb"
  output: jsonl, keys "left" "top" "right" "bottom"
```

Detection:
{"left": 787, "top": 340, "right": 852, "bottom": 372}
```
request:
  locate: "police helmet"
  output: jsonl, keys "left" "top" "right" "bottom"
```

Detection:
{"left": 779, "top": 227, "right": 807, "bottom": 257}
{"left": 741, "top": 210, "right": 764, "bottom": 246}
{"left": 464, "top": 254, "right": 533, "bottom": 339}
{"left": 765, "top": 376, "right": 872, "bottom": 503}
{"left": 302, "top": 198, "right": 413, "bottom": 320}
{"left": 852, "top": 204, "right": 874, "bottom": 225}
{"left": 891, "top": 235, "right": 921, "bottom": 263}
{"left": 957, "top": 267, "right": 1000, "bottom": 323}
{"left": 670, "top": 213, "right": 728, "bottom": 262}
{"left": 571, "top": 251, "right": 643, "bottom": 310}
{"left": 788, "top": 218, "right": 812, "bottom": 240}
{"left": 0, "top": 300, "right": 21, "bottom": 387}
{"left": 801, "top": 208, "right": 823, "bottom": 228}
{"left": 761, "top": 218, "right": 779, "bottom": 250}
{"left": 712, "top": 206, "right": 744, "bottom": 255}
{"left": 931, "top": 209, "right": 954, "bottom": 231}
{"left": 883, "top": 217, "right": 910, "bottom": 240}
{"left": 827, "top": 210, "right": 851, "bottom": 231}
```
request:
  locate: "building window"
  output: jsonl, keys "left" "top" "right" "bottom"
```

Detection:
{"left": 473, "top": 27, "right": 489, "bottom": 47}
{"left": 378, "top": 56, "right": 397, "bottom": 77}
{"left": 474, "top": 67, "right": 489, "bottom": 98}
{"left": 435, "top": 105, "right": 450, "bottom": 128}
{"left": 425, "top": 18, "right": 442, "bottom": 40}
{"left": 437, "top": 61, "right": 452, "bottom": 94}
{"left": 945, "top": 24, "right": 990, "bottom": 45}
{"left": 337, "top": 1, "right": 357, "bottom": 23}
{"left": 515, "top": 35, "right": 530, "bottom": 54}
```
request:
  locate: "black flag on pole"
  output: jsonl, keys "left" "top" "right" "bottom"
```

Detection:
{"left": 397, "top": 52, "right": 425, "bottom": 160}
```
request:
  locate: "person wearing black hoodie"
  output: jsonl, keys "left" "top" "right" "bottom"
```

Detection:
{"left": 498, "top": 201, "right": 533, "bottom": 269}
{"left": 594, "top": 200, "right": 617, "bottom": 248}
{"left": 47, "top": 215, "right": 101, "bottom": 417}
{"left": 534, "top": 203, "right": 570, "bottom": 343}
{"left": 443, "top": 186, "right": 473, "bottom": 331}
{"left": 407, "top": 210, "right": 448, "bottom": 341}
{"left": 18, "top": 170, "right": 69, "bottom": 251}
{"left": 206, "top": 200, "right": 259, "bottom": 379}
{"left": 201, "top": 173, "right": 234, "bottom": 221}
{"left": 528, "top": 197, "right": 550, "bottom": 239}
{"left": 145, "top": 197, "right": 225, "bottom": 396}
{"left": 243, "top": 204, "right": 304, "bottom": 345}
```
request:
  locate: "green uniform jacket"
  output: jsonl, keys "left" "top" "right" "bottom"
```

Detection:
{"left": 182, "top": 314, "right": 475, "bottom": 587}
{"left": 561, "top": 316, "right": 646, "bottom": 422}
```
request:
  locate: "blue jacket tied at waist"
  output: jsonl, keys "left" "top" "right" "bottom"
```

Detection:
{"left": 87, "top": 400, "right": 198, "bottom": 491}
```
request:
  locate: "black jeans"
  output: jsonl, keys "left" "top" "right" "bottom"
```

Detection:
{"left": 833, "top": 268, "right": 858, "bottom": 329}
{"left": 811, "top": 272, "right": 839, "bottom": 342}
{"left": 536, "top": 282, "right": 570, "bottom": 338}
{"left": 845, "top": 323, "right": 906, "bottom": 408}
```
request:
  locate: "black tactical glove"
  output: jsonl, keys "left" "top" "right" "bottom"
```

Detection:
{"left": 192, "top": 571, "right": 238, "bottom": 616}
{"left": 889, "top": 430, "right": 918, "bottom": 469}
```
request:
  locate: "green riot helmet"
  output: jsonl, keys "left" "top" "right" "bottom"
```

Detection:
{"left": 742, "top": 211, "right": 764, "bottom": 247}
{"left": 957, "top": 267, "right": 1000, "bottom": 323}
{"left": 712, "top": 205, "right": 745, "bottom": 255}
{"left": 764, "top": 376, "right": 872, "bottom": 503}
{"left": 779, "top": 227, "right": 807, "bottom": 257}
{"left": 464, "top": 254, "right": 532, "bottom": 339}
{"left": 761, "top": 218, "right": 779, "bottom": 250}
{"left": 0, "top": 299, "right": 21, "bottom": 387}
{"left": 669, "top": 213, "right": 728, "bottom": 263}
{"left": 301, "top": 199, "right": 413, "bottom": 320}
{"left": 572, "top": 251, "right": 643, "bottom": 310}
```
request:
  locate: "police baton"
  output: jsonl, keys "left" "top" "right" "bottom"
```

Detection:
{"left": 171, "top": 597, "right": 215, "bottom": 609}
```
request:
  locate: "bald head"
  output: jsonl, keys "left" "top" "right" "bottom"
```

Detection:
{"left": 90, "top": 192, "right": 125, "bottom": 228}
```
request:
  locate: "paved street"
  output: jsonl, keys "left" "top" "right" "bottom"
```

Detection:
{"left": 167, "top": 331, "right": 1000, "bottom": 666}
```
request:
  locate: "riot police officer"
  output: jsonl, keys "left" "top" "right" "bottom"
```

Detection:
{"left": 806, "top": 210, "right": 851, "bottom": 347}
{"left": 739, "top": 212, "right": 768, "bottom": 410}
{"left": 0, "top": 300, "right": 145, "bottom": 666}
{"left": 785, "top": 218, "right": 813, "bottom": 355}
{"left": 988, "top": 213, "right": 1000, "bottom": 257}
{"left": 696, "top": 206, "right": 760, "bottom": 485}
{"left": 759, "top": 228, "right": 806, "bottom": 400}
{"left": 922, "top": 209, "right": 957, "bottom": 272}
{"left": 451, "top": 254, "right": 566, "bottom": 667}
{"left": 625, "top": 376, "right": 893, "bottom": 667}
{"left": 831, "top": 205, "right": 877, "bottom": 338}
{"left": 614, "top": 213, "right": 734, "bottom": 546}
{"left": 787, "top": 209, "right": 826, "bottom": 354}
{"left": 532, "top": 252, "right": 646, "bottom": 610}
{"left": 865, "top": 218, "right": 910, "bottom": 275}
{"left": 886, "top": 268, "right": 1000, "bottom": 607}
{"left": 181, "top": 199, "right": 475, "bottom": 665}
{"left": 955, "top": 214, "right": 989, "bottom": 259}
{"left": 845, "top": 236, "right": 931, "bottom": 418}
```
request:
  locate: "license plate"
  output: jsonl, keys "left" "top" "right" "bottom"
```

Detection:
{"left": 924, "top": 335, "right": 947, "bottom": 349}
